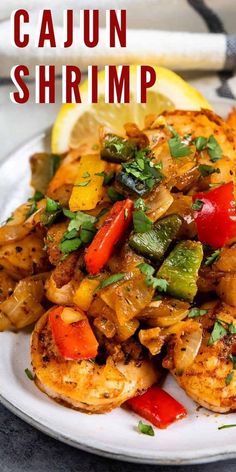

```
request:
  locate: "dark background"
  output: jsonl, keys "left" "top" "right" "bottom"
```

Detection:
{"left": 0, "top": 404, "right": 235, "bottom": 472}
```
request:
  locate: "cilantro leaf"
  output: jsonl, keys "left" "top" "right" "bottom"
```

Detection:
{"left": 208, "top": 320, "right": 228, "bottom": 345}
{"left": 26, "top": 191, "right": 44, "bottom": 218}
{"left": 229, "top": 323, "right": 236, "bottom": 334}
{"left": 82, "top": 171, "right": 90, "bottom": 179}
{"left": 24, "top": 368, "right": 34, "bottom": 381}
{"left": 137, "top": 262, "right": 155, "bottom": 277}
{"left": 67, "top": 212, "right": 96, "bottom": 232}
{"left": 46, "top": 197, "right": 61, "bottom": 213}
{"left": 218, "top": 424, "right": 236, "bottom": 430}
{"left": 75, "top": 180, "right": 91, "bottom": 187}
{"left": 137, "top": 263, "right": 168, "bottom": 292}
{"left": 188, "top": 308, "right": 208, "bottom": 318}
{"left": 205, "top": 249, "right": 220, "bottom": 266}
{"left": 96, "top": 273, "right": 125, "bottom": 290}
{"left": 207, "top": 135, "right": 222, "bottom": 162}
{"left": 59, "top": 238, "right": 82, "bottom": 254}
{"left": 133, "top": 210, "right": 152, "bottom": 233}
{"left": 138, "top": 420, "right": 155, "bottom": 437}
{"left": 168, "top": 128, "right": 192, "bottom": 158}
{"left": 192, "top": 199, "right": 204, "bottom": 211}
{"left": 198, "top": 164, "right": 220, "bottom": 177}
{"left": 225, "top": 371, "right": 234, "bottom": 386}
{"left": 134, "top": 198, "right": 147, "bottom": 211}
{"left": 194, "top": 136, "right": 208, "bottom": 151}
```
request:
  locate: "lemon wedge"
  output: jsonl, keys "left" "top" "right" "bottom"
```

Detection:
{"left": 51, "top": 66, "right": 211, "bottom": 154}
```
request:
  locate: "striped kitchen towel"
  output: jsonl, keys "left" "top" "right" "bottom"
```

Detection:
{"left": 0, "top": 0, "right": 236, "bottom": 99}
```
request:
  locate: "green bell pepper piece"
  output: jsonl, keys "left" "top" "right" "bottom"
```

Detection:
{"left": 129, "top": 214, "right": 182, "bottom": 261}
{"left": 157, "top": 240, "right": 203, "bottom": 301}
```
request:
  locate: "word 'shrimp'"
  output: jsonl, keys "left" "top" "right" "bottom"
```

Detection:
{"left": 10, "top": 9, "right": 157, "bottom": 104}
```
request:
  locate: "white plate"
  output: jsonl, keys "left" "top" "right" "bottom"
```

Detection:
{"left": 1, "top": 98, "right": 236, "bottom": 465}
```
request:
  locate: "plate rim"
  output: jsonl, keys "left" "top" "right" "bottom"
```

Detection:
{"left": 1, "top": 96, "right": 236, "bottom": 465}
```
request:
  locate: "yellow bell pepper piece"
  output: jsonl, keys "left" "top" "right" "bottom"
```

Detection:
{"left": 73, "top": 278, "right": 100, "bottom": 311}
{"left": 69, "top": 154, "right": 106, "bottom": 211}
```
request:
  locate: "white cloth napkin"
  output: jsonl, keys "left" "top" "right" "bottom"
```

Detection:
{"left": 0, "top": 0, "right": 236, "bottom": 99}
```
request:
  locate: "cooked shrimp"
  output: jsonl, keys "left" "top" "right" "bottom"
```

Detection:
{"left": 164, "top": 302, "right": 236, "bottom": 412}
{"left": 31, "top": 312, "right": 158, "bottom": 413}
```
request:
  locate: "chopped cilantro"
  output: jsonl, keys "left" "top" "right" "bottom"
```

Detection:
{"left": 134, "top": 198, "right": 147, "bottom": 211}
{"left": 67, "top": 212, "right": 96, "bottom": 232}
{"left": 192, "top": 199, "right": 204, "bottom": 211}
{"left": 45, "top": 197, "right": 61, "bottom": 213}
{"left": 205, "top": 249, "right": 220, "bottom": 266}
{"left": 198, "top": 164, "right": 220, "bottom": 177}
{"left": 25, "top": 368, "right": 34, "bottom": 381}
{"left": 133, "top": 210, "right": 152, "bottom": 233}
{"left": 75, "top": 180, "right": 91, "bottom": 187}
{"left": 225, "top": 371, "right": 234, "bottom": 386}
{"left": 194, "top": 136, "right": 208, "bottom": 151}
{"left": 137, "top": 263, "right": 168, "bottom": 292}
{"left": 207, "top": 135, "right": 222, "bottom": 162}
{"left": 122, "top": 148, "right": 163, "bottom": 192}
{"left": 82, "top": 171, "right": 90, "bottom": 178}
{"left": 188, "top": 308, "right": 208, "bottom": 318}
{"left": 218, "top": 424, "right": 236, "bottom": 430}
{"left": 138, "top": 420, "right": 155, "bottom": 437}
{"left": 96, "top": 273, "right": 125, "bottom": 290}
{"left": 208, "top": 319, "right": 228, "bottom": 346}
{"left": 59, "top": 238, "right": 82, "bottom": 254}
{"left": 168, "top": 127, "right": 192, "bottom": 158}
{"left": 26, "top": 190, "right": 44, "bottom": 218}
{"left": 63, "top": 208, "right": 75, "bottom": 219}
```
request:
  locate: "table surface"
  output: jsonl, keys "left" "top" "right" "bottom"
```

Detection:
{"left": 0, "top": 80, "right": 236, "bottom": 472}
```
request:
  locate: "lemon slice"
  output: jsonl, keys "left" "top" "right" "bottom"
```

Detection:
{"left": 52, "top": 66, "right": 211, "bottom": 154}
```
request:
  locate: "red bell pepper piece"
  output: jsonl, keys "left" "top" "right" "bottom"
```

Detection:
{"left": 49, "top": 306, "right": 98, "bottom": 360}
{"left": 85, "top": 198, "right": 134, "bottom": 274}
{"left": 192, "top": 182, "right": 236, "bottom": 248}
{"left": 126, "top": 386, "right": 187, "bottom": 429}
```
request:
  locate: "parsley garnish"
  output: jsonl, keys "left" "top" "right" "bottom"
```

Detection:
{"left": 138, "top": 420, "right": 155, "bottom": 437}
{"left": 194, "top": 136, "right": 208, "bottom": 151}
{"left": 225, "top": 371, "right": 234, "bottom": 386}
{"left": 137, "top": 263, "right": 168, "bottom": 292}
{"left": 75, "top": 180, "right": 91, "bottom": 187}
{"left": 218, "top": 424, "right": 236, "bottom": 430}
{"left": 194, "top": 135, "right": 222, "bottom": 162}
{"left": 59, "top": 211, "right": 97, "bottom": 254}
{"left": 133, "top": 210, "right": 153, "bottom": 233}
{"left": 188, "top": 308, "right": 208, "bottom": 318}
{"left": 198, "top": 164, "right": 220, "bottom": 177}
{"left": 96, "top": 273, "right": 125, "bottom": 290}
{"left": 82, "top": 171, "right": 90, "bottom": 178}
{"left": 26, "top": 190, "right": 44, "bottom": 218}
{"left": 107, "top": 187, "right": 124, "bottom": 203}
{"left": 25, "top": 368, "right": 34, "bottom": 381}
{"left": 45, "top": 197, "right": 61, "bottom": 213}
{"left": 59, "top": 238, "right": 82, "bottom": 254}
{"left": 134, "top": 198, "right": 147, "bottom": 211}
{"left": 207, "top": 135, "right": 222, "bottom": 162}
{"left": 192, "top": 199, "right": 204, "bottom": 211}
{"left": 168, "top": 127, "right": 192, "bottom": 158}
{"left": 208, "top": 319, "right": 228, "bottom": 346}
{"left": 205, "top": 249, "right": 220, "bottom": 266}
{"left": 122, "top": 149, "right": 163, "bottom": 192}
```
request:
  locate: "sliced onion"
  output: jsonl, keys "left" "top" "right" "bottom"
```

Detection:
{"left": 170, "top": 321, "right": 203, "bottom": 375}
